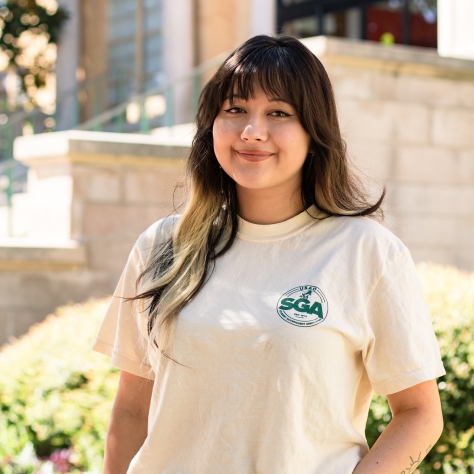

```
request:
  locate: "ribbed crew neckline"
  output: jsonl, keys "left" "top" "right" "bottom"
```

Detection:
{"left": 237, "top": 205, "right": 321, "bottom": 241}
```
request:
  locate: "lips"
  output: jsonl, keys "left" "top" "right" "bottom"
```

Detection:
{"left": 235, "top": 149, "right": 274, "bottom": 162}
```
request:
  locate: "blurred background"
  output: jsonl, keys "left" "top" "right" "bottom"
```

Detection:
{"left": 0, "top": 1, "right": 473, "bottom": 473}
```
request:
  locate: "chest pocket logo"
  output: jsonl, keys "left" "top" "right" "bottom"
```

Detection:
{"left": 277, "top": 285, "right": 328, "bottom": 327}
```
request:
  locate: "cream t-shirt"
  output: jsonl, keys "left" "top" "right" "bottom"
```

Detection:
{"left": 92, "top": 207, "right": 445, "bottom": 474}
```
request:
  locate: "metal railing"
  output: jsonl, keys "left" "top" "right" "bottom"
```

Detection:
{"left": 0, "top": 67, "right": 156, "bottom": 159}
{"left": 0, "top": 68, "right": 141, "bottom": 237}
{"left": 75, "top": 53, "right": 227, "bottom": 133}
{"left": 0, "top": 158, "right": 28, "bottom": 237}
{"left": 0, "top": 53, "right": 227, "bottom": 237}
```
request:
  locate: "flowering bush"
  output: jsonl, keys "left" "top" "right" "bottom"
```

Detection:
{"left": 1, "top": 443, "right": 76, "bottom": 474}
{"left": 0, "top": 298, "right": 118, "bottom": 473}
{"left": 0, "top": 264, "right": 473, "bottom": 473}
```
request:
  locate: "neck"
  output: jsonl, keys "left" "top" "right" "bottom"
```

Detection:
{"left": 236, "top": 185, "right": 305, "bottom": 225}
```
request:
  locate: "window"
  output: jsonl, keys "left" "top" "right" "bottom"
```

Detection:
{"left": 366, "top": 0, "right": 436, "bottom": 47}
{"left": 143, "top": 0, "right": 163, "bottom": 90}
{"left": 107, "top": 0, "right": 164, "bottom": 105}
{"left": 278, "top": 0, "right": 437, "bottom": 48}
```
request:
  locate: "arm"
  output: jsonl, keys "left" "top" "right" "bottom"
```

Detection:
{"left": 103, "top": 370, "right": 154, "bottom": 474}
{"left": 353, "top": 379, "right": 443, "bottom": 474}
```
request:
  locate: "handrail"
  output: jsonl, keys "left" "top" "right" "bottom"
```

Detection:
{"left": 0, "top": 67, "right": 159, "bottom": 158}
{"left": 75, "top": 52, "right": 228, "bottom": 132}
{"left": 0, "top": 52, "right": 228, "bottom": 237}
{"left": 0, "top": 158, "right": 28, "bottom": 237}
{"left": 0, "top": 52, "right": 227, "bottom": 156}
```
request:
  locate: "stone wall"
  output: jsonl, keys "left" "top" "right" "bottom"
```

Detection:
{"left": 0, "top": 131, "right": 188, "bottom": 344}
{"left": 0, "top": 241, "right": 109, "bottom": 344}
{"left": 303, "top": 37, "right": 474, "bottom": 270}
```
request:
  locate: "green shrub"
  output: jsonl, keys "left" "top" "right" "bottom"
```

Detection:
{"left": 366, "top": 263, "right": 474, "bottom": 473}
{"left": 0, "top": 298, "right": 119, "bottom": 473}
{"left": 0, "top": 264, "right": 473, "bottom": 473}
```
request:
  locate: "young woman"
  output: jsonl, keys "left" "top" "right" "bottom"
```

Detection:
{"left": 93, "top": 35, "right": 445, "bottom": 474}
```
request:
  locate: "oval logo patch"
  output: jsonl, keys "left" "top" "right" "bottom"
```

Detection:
{"left": 276, "top": 285, "right": 328, "bottom": 327}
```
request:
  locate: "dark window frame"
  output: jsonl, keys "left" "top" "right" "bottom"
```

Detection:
{"left": 276, "top": 0, "right": 412, "bottom": 44}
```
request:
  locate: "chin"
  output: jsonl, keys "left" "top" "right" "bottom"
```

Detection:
{"left": 234, "top": 177, "right": 273, "bottom": 191}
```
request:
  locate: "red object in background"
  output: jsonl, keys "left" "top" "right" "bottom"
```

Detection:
{"left": 411, "top": 13, "right": 437, "bottom": 48}
{"left": 366, "top": 7, "right": 437, "bottom": 48}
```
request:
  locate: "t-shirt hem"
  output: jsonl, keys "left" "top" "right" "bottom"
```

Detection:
{"left": 373, "top": 361, "right": 446, "bottom": 396}
{"left": 91, "top": 338, "right": 155, "bottom": 380}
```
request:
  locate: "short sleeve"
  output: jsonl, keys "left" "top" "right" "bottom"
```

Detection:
{"left": 91, "top": 240, "right": 155, "bottom": 380}
{"left": 363, "top": 248, "right": 445, "bottom": 395}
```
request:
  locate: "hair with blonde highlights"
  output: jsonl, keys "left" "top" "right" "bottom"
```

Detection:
{"left": 130, "top": 35, "right": 384, "bottom": 356}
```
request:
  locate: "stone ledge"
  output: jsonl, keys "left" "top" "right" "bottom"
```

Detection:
{"left": 303, "top": 36, "right": 474, "bottom": 80}
{"left": 13, "top": 130, "right": 190, "bottom": 166}
{"left": 0, "top": 239, "right": 86, "bottom": 271}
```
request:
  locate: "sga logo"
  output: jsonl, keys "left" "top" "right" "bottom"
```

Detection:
{"left": 276, "top": 285, "right": 328, "bottom": 327}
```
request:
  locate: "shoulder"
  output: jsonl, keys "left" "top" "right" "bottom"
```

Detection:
{"left": 318, "top": 214, "right": 409, "bottom": 270}
{"left": 134, "top": 215, "right": 181, "bottom": 264}
{"left": 338, "top": 215, "right": 403, "bottom": 248}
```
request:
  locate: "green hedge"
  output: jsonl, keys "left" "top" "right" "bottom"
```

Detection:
{"left": 366, "top": 263, "right": 474, "bottom": 473}
{"left": 0, "top": 263, "right": 473, "bottom": 473}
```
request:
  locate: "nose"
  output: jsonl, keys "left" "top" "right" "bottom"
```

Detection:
{"left": 240, "top": 115, "right": 268, "bottom": 142}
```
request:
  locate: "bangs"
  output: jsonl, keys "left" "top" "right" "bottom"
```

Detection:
{"left": 221, "top": 46, "right": 301, "bottom": 110}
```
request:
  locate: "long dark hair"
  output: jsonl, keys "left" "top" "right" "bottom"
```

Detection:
{"left": 130, "top": 35, "right": 384, "bottom": 354}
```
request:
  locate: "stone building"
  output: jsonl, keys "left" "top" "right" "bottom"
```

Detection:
{"left": 1, "top": 0, "right": 473, "bottom": 344}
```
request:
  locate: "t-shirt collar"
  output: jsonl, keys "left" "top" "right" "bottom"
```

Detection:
{"left": 237, "top": 205, "right": 321, "bottom": 241}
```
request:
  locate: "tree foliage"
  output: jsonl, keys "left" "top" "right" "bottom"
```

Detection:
{"left": 0, "top": 0, "right": 69, "bottom": 108}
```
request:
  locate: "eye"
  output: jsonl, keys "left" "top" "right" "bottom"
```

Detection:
{"left": 224, "top": 106, "right": 245, "bottom": 114}
{"left": 270, "top": 110, "right": 292, "bottom": 117}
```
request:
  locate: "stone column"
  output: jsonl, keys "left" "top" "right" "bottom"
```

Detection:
{"left": 163, "top": 0, "right": 195, "bottom": 124}
{"left": 438, "top": 0, "right": 474, "bottom": 60}
{"left": 0, "top": 130, "right": 188, "bottom": 343}
{"left": 13, "top": 130, "right": 188, "bottom": 272}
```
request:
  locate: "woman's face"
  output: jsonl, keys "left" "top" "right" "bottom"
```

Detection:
{"left": 212, "top": 81, "right": 311, "bottom": 197}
